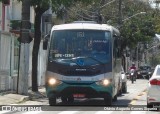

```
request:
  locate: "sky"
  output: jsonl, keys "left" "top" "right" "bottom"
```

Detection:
{"left": 148, "top": 0, "right": 160, "bottom": 8}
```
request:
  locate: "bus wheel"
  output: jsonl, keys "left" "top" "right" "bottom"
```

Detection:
{"left": 68, "top": 96, "right": 74, "bottom": 103}
{"left": 113, "top": 94, "right": 117, "bottom": 102}
{"left": 49, "top": 97, "right": 56, "bottom": 106}
{"left": 104, "top": 96, "right": 112, "bottom": 106}
{"left": 147, "top": 103, "right": 153, "bottom": 108}
{"left": 118, "top": 88, "right": 122, "bottom": 96}
{"left": 61, "top": 97, "right": 68, "bottom": 103}
{"left": 122, "top": 84, "right": 127, "bottom": 93}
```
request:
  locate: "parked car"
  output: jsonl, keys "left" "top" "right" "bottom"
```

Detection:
{"left": 121, "top": 66, "right": 127, "bottom": 93}
{"left": 137, "top": 65, "right": 152, "bottom": 79}
{"left": 147, "top": 65, "right": 160, "bottom": 108}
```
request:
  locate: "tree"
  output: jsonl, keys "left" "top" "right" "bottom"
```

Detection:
{"left": 66, "top": 0, "right": 157, "bottom": 50}
{"left": 0, "top": 0, "right": 31, "bottom": 95}
{"left": 18, "top": 0, "right": 30, "bottom": 95}
{"left": 0, "top": 0, "right": 95, "bottom": 92}
{"left": 13, "top": 0, "right": 93, "bottom": 92}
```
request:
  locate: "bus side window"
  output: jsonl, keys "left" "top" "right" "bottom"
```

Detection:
{"left": 43, "top": 34, "right": 50, "bottom": 50}
{"left": 113, "top": 34, "right": 121, "bottom": 67}
{"left": 113, "top": 38, "right": 117, "bottom": 67}
{"left": 116, "top": 38, "right": 121, "bottom": 58}
{"left": 113, "top": 34, "right": 121, "bottom": 58}
{"left": 113, "top": 39, "right": 117, "bottom": 58}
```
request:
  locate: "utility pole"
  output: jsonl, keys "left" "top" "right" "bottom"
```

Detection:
{"left": 17, "top": 0, "right": 30, "bottom": 95}
{"left": 118, "top": 0, "right": 129, "bottom": 73}
{"left": 118, "top": 0, "right": 122, "bottom": 26}
{"left": 136, "top": 43, "right": 139, "bottom": 67}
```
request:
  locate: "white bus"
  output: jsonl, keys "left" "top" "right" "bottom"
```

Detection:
{"left": 43, "top": 21, "right": 122, "bottom": 106}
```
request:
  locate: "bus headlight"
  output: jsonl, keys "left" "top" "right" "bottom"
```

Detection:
{"left": 103, "top": 79, "right": 110, "bottom": 86}
{"left": 48, "top": 78, "right": 62, "bottom": 86}
{"left": 96, "top": 79, "right": 111, "bottom": 86}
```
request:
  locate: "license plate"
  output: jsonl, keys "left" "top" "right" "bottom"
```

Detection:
{"left": 73, "top": 94, "right": 85, "bottom": 98}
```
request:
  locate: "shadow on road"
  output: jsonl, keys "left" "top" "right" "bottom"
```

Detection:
{"left": 54, "top": 98, "right": 132, "bottom": 106}
{"left": 42, "top": 98, "right": 133, "bottom": 111}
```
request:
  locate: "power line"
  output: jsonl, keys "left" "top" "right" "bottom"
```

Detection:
{"left": 66, "top": 8, "right": 96, "bottom": 21}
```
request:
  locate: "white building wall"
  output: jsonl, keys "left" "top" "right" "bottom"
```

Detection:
{"left": 0, "top": 0, "right": 46, "bottom": 91}
{"left": 12, "top": 0, "right": 22, "bottom": 20}
{"left": 28, "top": 41, "right": 47, "bottom": 87}
{"left": 30, "top": 7, "right": 35, "bottom": 24}
{"left": 0, "top": 3, "right": 2, "bottom": 30}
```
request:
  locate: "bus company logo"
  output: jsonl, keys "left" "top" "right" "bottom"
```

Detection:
{"left": 77, "top": 77, "right": 81, "bottom": 81}
{"left": 76, "top": 59, "right": 84, "bottom": 66}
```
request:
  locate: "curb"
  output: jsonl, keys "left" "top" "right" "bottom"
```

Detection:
{"left": 28, "top": 92, "right": 47, "bottom": 100}
{"left": 0, "top": 88, "right": 46, "bottom": 105}
{"left": 19, "top": 96, "right": 30, "bottom": 103}
{"left": 0, "top": 94, "right": 30, "bottom": 105}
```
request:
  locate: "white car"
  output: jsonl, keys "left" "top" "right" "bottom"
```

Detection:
{"left": 121, "top": 66, "right": 127, "bottom": 93}
{"left": 147, "top": 65, "right": 160, "bottom": 108}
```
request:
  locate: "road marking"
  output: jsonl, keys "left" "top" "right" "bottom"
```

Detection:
{"left": 20, "top": 111, "right": 43, "bottom": 114}
{"left": 95, "top": 111, "right": 113, "bottom": 114}
{"left": 0, "top": 111, "right": 43, "bottom": 114}
{"left": 130, "top": 111, "right": 146, "bottom": 114}
{"left": 58, "top": 111, "right": 79, "bottom": 114}
{"left": 0, "top": 111, "right": 11, "bottom": 114}
{"left": 129, "top": 89, "right": 147, "bottom": 105}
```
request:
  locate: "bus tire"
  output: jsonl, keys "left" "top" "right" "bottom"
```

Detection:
{"left": 61, "top": 97, "right": 68, "bottom": 103}
{"left": 68, "top": 96, "right": 74, "bottom": 103}
{"left": 118, "top": 88, "right": 122, "bottom": 96}
{"left": 122, "top": 83, "right": 127, "bottom": 93}
{"left": 147, "top": 103, "right": 153, "bottom": 108}
{"left": 104, "top": 96, "right": 112, "bottom": 106}
{"left": 49, "top": 97, "right": 56, "bottom": 106}
{"left": 113, "top": 94, "right": 117, "bottom": 102}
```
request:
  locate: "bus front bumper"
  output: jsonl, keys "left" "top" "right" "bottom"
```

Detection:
{"left": 46, "top": 82, "right": 113, "bottom": 99}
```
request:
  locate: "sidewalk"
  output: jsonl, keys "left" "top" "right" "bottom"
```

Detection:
{"left": 0, "top": 87, "right": 46, "bottom": 105}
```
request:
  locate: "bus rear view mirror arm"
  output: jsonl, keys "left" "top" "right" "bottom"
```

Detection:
{"left": 43, "top": 34, "right": 50, "bottom": 50}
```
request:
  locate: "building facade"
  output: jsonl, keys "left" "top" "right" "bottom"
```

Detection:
{"left": 0, "top": 0, "right": 47, "bottom": 91}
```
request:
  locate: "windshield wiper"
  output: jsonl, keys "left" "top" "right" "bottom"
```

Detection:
{"left": 85, "top": 56, "right": 105, "bottom": 65}
{"left": 72, "top": 56, "right": 105, "bottom": 66}
{"left": 51, "top": 58, "right": 82, "bottom": 67}
{"left": 70, "top": 59, "right": 82, "bottom": 67}
{"left": 51, "top": 56, "right": 105, "bottom": 67}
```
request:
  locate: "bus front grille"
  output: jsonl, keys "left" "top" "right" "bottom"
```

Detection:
{"left": 58, "top": 69, "right": 101, "bottom": 76}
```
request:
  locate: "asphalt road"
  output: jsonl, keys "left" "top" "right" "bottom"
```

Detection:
{"left": 1, "top": 79, "right": 160, "bottom": 114}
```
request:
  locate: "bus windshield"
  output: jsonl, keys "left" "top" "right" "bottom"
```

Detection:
{"left": 49, "top": 30, "right": 111, "bottom": 65}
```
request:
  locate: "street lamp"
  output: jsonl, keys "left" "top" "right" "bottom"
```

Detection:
{"left": 99, "top": 0, "right": 116, "bottom": 10}
{"left": 122, "top": 12, "right": 146, "bottom": 22}
{"left": 119, "top": 12, "right": 146, "bottom": 70}
{"left": 116, "top": 12, "right": 146, "bottom": 29}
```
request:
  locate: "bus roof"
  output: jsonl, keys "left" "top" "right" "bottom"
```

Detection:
{"left": 51, "top": 22, "right": 119, "bottom": 33}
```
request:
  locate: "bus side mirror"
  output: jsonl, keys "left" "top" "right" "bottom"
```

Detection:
{"left": 113, "top": 34, "right": 117, "bottom": 38}
{"left": 43, "top": 34, "right": 50, "bottom": 50}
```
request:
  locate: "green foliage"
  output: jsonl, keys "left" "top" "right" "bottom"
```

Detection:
{"left": 66, "top": 0, "right": 157, "bottom": 50}
{"left": 10, "top": 20, "right": 21, "bottom": 30}
{"left": 14, "top": 0, "right": 95, "bottom": 14}
{"left": 117, "top": 1, "right": 156, "bottom": 49}
{"left": 120, "top": 13, "right": 155, "bottom": 48}
{"left": 149, "top": 54, "right": 160, "bottom": 67}
{"left": 152, "top": 10, "right": 160, "bottom": 34}
{"left": 1, "top": 0, "right": 159, "bottom": 49}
